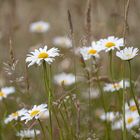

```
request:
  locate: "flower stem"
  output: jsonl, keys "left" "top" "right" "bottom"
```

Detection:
{"left": 122, "top": 62, "right": 126, "bottom": 140}
{"left": 128, "top": 61, "right": 140, "bottom": 115}
{"left": 38, "top": 119, "right": 46, "bottom": 140}
{"left": 94, "top": 57, "right": 110, "bottom": 140}
{"left": 109, "top": 50, "right": 113, "bottom": 81}
{"left": 42, "top": 62, "right": 53, "bottom": 140}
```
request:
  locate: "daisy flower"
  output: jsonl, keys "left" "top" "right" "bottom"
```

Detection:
{"left": 4, "top": 109, "right": 27, "bottom": 124}
{"left": 80, "top": 41, "right": 102, "bottom": 60}
{"left": 116, "top": 47, "right": 139, "bottom": 61}
{"left": 39, "top": 110, "right": 49, "bottom": 120}
{"left": 82, "top": 88, "right": 99, "bottom": 99}
{"left": 112, "top": 111, "right": 140, "bottom": 130}
{"left": 100, "top": 112, "right": 120, "bottom": 122}
{"left": 125, "top": 99, "right": 140, "bottom": 113}
{"left": 53, "top": 36, "right": 72, "bottom": 48}
{"left": 26, "top": 45, "right": 60, "bottom": 67}
{"left": 0, "top": 86, "right": 15, "bottom": 100}
{"left": 16, "top": 129, "right": 40, "bottom": 138}
{"left": 98, "top": 36, "right": 124, "bottom": 52}
{"left": 54, "top": 72, "right": 75, "bottom": 86}
{"left": 103, "top": 80, "right": 129, "bottom": 92}
{"left": 29, "top": 21, "right": 50, "bottom": 33}
{"left": 21, "top": 104, "right": 48, "bottom": 123}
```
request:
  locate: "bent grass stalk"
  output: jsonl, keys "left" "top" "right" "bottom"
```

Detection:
{"left": 128, "top": 61, "right": 140, "bottom": 115}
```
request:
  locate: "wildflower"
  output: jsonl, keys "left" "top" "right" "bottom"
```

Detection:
{"left": 21, "top": 104, "right": 48, "bottom": 123}
{"left": 16, "top": 129, "right": 40, "bottom": 138}
{"left": 100, "top": 112, "right": 120, "bottom": 122}
{"left": 103, "top": 80, "right": 129, "bottom": 92}
{"left": 53, "top": 36, "right": 72, "bottom": 48}
{"left": 29, "top": 21, "right": 50, "bottom": 33}
{"left": 112, "top": 111, "right": 139, "bottom": 130}
{"left": 0, "top": 86, "right": 15, "bottom": 100}
{"left": 116, "top": 47, "right": 139, "bottom": 61}
{"left": 39, "top": 110, "right": 49, "bottom": 120}
{"left": 26, "top": 45, "right": 60, "bottom": 67}
{"left": 82, "top": 88, "right": 99, "bottom": 99}
{"left": 4, "top": 109, "right": 27, "bottom": 124}
{"left": 54, "top": 72, "right": 75, "bottom": 86}
{"left": 125, "top": 99, "right": 140, "bottom": 113}
{"left": 98, "top": 36, "right": 124, "bottom": 52}
{"left": 80, "top": 41, "right": 102, "bottom": 60}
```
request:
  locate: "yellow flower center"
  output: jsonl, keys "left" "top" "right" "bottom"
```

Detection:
{"left": 127, "top": 117, "right": 133, "bottom": 124}
{"left": 12, "top": 112, "right": 19, "bottom": 117}
{"left": 38, "top": 52, "right": 48, "bottom": 58}
{"left": 126, "top": 53, "right": 131, "bottom": 57}
{"left": 113, "top": 83, "right": 120, "bottom": 89}
{"left": 0, "top": 91, "right": 5, "bottom": 97}
{"left": 30, "top": 110, "right": 40, "bottom": 117}
{"left": 129, "top": 105, "right": 137, "bottom": 112}
{"left": 88, "top": 49, "right": 97, "bottom": 55}
{"left": 35, "top": 25, "right": 44, "bottom": 31}
{"left": 105, "top": 42, "right": 115, "bottom": 48}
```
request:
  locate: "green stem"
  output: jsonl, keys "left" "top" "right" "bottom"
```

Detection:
{"left": 52, "top": 107, "right": 64, "bottom": 140}
{"left": 93, "top": 56, "right": 110, "bottom": 139}
{"left": 38, "top": 119, "right": 46, "bottom": 140}
{"left": 109, "top": 51, "right": 113, "bottom": 81}
{"left": 128, "top": 61, "right": 140, "bottom": 115}
{"left": 43, "top": 62, "right": 53, "bottom": 140}
{"left": 122, "top": 62, "right": 126, "bottom": 140}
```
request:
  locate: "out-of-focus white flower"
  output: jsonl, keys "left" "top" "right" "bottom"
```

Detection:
{"left": 125, "top": 99, "right": 140, "bottom": 113}
{"left": 82, "top": 88, "right": 99, "bottom": 99}
{"left": 53, "top": 36, "right": 72, "bottom": 48}
{"left": 39, "top": 110, "right": 49, "bottom": 120}
{"left": 54, "top": 72, "right": 75, "bottom": 86}
{"left": 0, "top": 87, "right": 15, "bottom": 100}
{"left": 116, "top": 47, "right": 139, "bottom": 61}
{"left": 98, "top": 36, "right": 124, "bottom": 52}
{"left": 80, "top": 41, "right": 102, "bottom": 60}
{"left": 16, "top": 129, "right": 40, "bottom": 138}
{"left": 112, "top": 111, "right": 140, "bottom": 130}
{"left": 4, "top": 109, "right": 27, "bottom": 124}
{"left": 103, "top": 80, "right": 129, "bottom": 92}
{"left": 21, "top": 104, "right": 48, "bottom": 123}
{"left": 30, "top": 21, "right": 50, "bottom": 33}
{"left": 100, "top": 112, "right": 120, "bottom": 122}
{"left": 26, "top": 45, "right": 60, "bottom": 67}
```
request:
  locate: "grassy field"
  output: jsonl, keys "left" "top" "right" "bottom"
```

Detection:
{"left": 0, "top": 0, "right": 140, "bottom": 140}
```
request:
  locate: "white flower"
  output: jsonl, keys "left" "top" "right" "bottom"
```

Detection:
{"left": 116, "top": 47, "right": 139, "bottom": 61}
{"left": 30, "top": 21, "right": 50, "bottom": 33}
{"left": 16, "top": 129, "right": 40, "bottom": 138}
{"left": 26, "top": 45, "right": 60, "bottom": 67}
{"left": 80, "top": 41, "right": 102, "bottom": 60}
{"left": 100, "top": 112, "right": 120, "bottom": 122}
{"left": 0, "top": 86, "right": 15, "bottom": 100}
{"left": 4, "top": 109, "right": 27, "bottom": 124}
{"left": 53, "top": 36, "right": 72, "bottom": 48}
{"left": 54, "top": 72, "right": 75, "bottom": 86}
{"left": 82, "top": 88, "right": 99, "bottom": 99}
{"left": 125, "top": 99, "right": 140, "bottom": 113}
{"left": 39, "top": 110, "right": 49, "bottom": 120}
{"left": 21, "top": 104, "right": 48, "bottom": 123}
{"left": 112, "top": 111, "right": 140, "bottom": 130}
{"left": 98, "top": 36, "right": 124, "bottom": 52}
{"left": 103, "top": 80, "right": 129, "bottom": 92}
